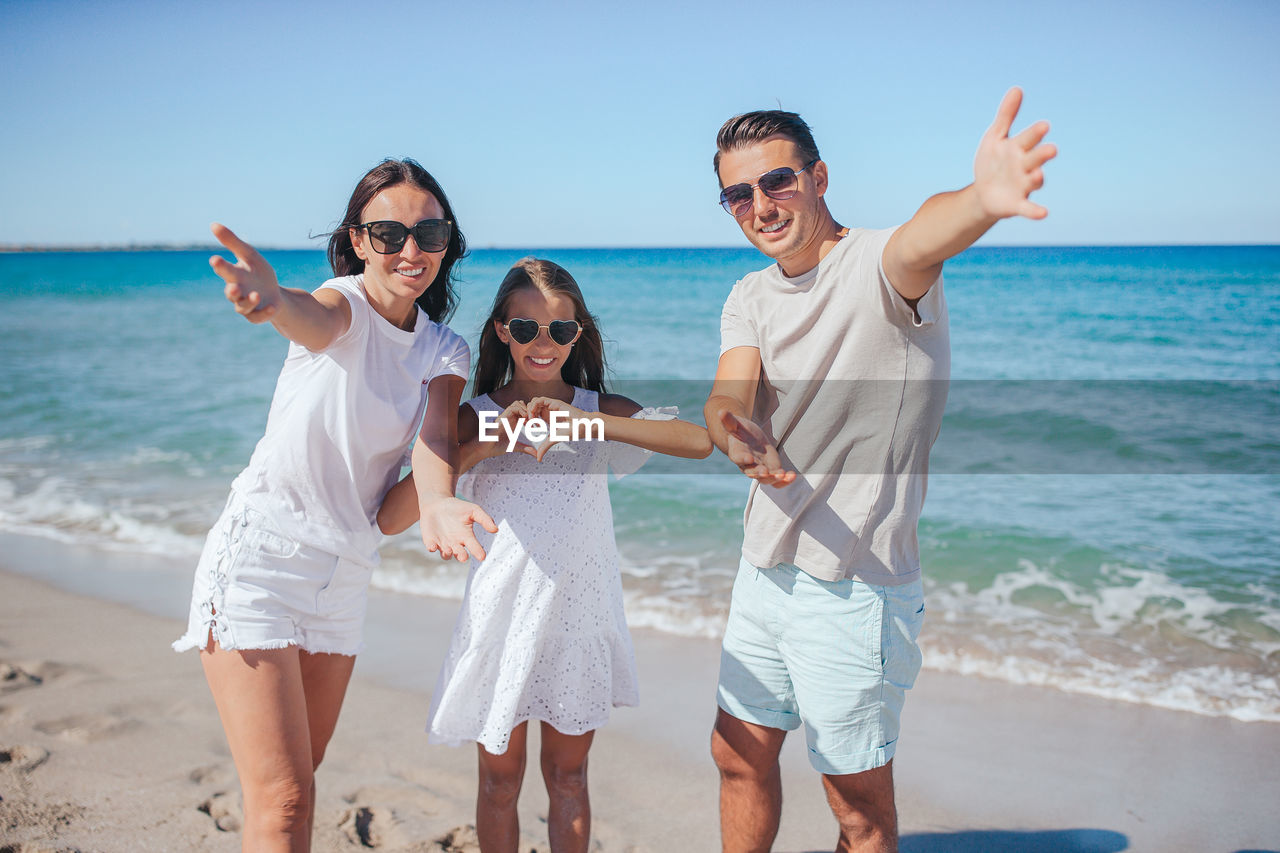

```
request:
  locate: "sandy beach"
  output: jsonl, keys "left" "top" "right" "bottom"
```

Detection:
{"left": 1, "top": 533, "right": 1278, "bottom": 852}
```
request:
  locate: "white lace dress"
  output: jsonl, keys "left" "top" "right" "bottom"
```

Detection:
{"left": 427, "top": 388, "right": 673, "bottom": 754}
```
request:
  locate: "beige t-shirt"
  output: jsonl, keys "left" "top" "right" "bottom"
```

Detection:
{"left": 719, "top": 227, "right": 950, "bottom": 585}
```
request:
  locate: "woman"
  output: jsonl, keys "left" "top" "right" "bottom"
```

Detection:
{"left": 173, "top": 159, "right": 495, "bottom": 851}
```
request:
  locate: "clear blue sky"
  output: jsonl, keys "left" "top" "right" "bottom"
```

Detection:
{"left": 2, "top": 0, "right": 1277, "bottom": 248}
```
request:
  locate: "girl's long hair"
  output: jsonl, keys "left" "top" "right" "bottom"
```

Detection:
{"left": 473, "top": 258, "right": 607, "bottom": 397}
{"left": 325, "top": 158, "right": 467, "bottom": 324}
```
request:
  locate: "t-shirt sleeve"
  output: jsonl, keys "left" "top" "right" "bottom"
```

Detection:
{"left": 874, "top": 226, "right": 945, "bottom": 329}
{"left": 607, "top": 406, "right": 680, "bottom": 478}
{"left": 426, "top": 326, "right": 471, "bottom": 383}
{"left": 314, "top": 276, "right": 370, "bottom": 353}
{"left": 408, "top": 331, "right": 471, "bottom": 462}
{"left": 719, "top": 282, "right": 759, "bottom": 355}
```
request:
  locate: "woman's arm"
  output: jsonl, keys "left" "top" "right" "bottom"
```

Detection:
{"left": 411, "top": 374, "right": 497, "bottom": 561}
{"left": 378, "top": 398, "right": 533, "bottom": 537}
{"left": 376, "top": 473, "right": 418, "bottom": 536}
{"left": 209, "top": 223, "right": 351, "bottom": 351}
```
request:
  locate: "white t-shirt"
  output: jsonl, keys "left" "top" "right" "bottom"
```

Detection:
{"left": 232, "top": 275, "right": 469, "bottom": 566}
{"left": 719, "top": 227, "right": 950, "bottom": 585}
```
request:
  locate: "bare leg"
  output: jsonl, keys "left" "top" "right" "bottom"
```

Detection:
{"left": 201, "top": 641, "right": 314, "bottom": 852}
{"left": 710, "top": 709, "right": 787, "bottom": 853}
{"left": 539, "top": 723, "right": 594, "bottom": 853}
{"left": 822, "top": 761, "right": 898, "bottom": 853}
{"left": 476, "top": 721, "right": 528, "bottom": 853}
{"left": 297, "top": 650, "right": 356, "bottom": 839}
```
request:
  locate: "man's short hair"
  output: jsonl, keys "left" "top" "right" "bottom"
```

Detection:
{"left": 714, "top": 110, "right": 821, "bottom": 184}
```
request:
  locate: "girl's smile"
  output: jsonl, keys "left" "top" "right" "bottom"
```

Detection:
{"left": 495, "top": 288, "right": 579, "bottom": 391}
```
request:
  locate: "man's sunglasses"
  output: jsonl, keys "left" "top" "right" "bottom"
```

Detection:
{"left": 503, "top": 318, "right": 582, "bottom": 346}
{"left": 718, "top": 160, "right": 818, "bottom": 216}
{"left": 354, "top": 219, "right": 453, "bottom": 254}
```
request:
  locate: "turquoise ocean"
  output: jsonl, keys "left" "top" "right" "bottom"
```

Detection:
{"left": 1, "top": 245, "right": 1277, "bottom": 721}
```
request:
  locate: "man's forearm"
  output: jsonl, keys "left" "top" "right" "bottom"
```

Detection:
{"left": 899, "top": 186, "right": 1001, "bottom": 270}
{"left": 704, "top": 394, "right": 748, "bottom": 456}
{"left": 884, "top": 186, "right": 1002, "bottom": 300}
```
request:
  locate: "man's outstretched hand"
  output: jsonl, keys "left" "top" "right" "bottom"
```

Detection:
{"left": 720, "top": 411, "right": 796, "bottom": 488}
{"left": 973, "top": 87, "right": 1057, "bottom": 221}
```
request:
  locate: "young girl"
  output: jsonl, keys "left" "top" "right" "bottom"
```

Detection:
{"left": 173, "top": 159, "right": 495, "bottom": 851}
{"left": 379, "top": 257, "right": 710, "bottom": 852}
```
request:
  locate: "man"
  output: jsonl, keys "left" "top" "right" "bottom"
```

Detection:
{"left": 704, "top": 88, "right": 1055, "bottom": 852}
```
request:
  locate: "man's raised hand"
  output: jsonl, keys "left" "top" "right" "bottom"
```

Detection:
{"left": 973, "top": 87, "right": 1057, "bottom": 221}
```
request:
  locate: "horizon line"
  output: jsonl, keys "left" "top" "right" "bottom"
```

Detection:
{"left": 3, "top": 241, "right": 1279, "bottom": 254}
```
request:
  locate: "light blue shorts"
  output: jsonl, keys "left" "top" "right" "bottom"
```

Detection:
{"left": 717, "top": 558, "right": 925, "bottom": 776}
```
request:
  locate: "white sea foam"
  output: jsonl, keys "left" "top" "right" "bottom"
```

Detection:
{"left": 1094, "top": 563, "right": 1240, "bottom": 648}
{"left": 621, "top": 592, "right": 726, "bottom": 638}
{"left": 0, "top": 475, "right": 204, "bottom": 557}
{"left": 370, "top": 561, "right": 471, "bottom": 601}
{"left": 920, "top": 560, "right": 1280, "bottom": 722}
{"left": 940, "top": 557, "right": 1267, "bottom": 653}
{"left": 922, "top": 646, "right": 1280, "bottom": 722}
{"left": 121, "top": 446, "right": 200, "bottom": 466}
{"left": 0, "top": 435, "right": 55, "bottom": 453}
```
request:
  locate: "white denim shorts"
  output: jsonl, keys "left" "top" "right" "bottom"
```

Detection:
{"left": 172, "top": 490, "right": 373, "bottom": 657}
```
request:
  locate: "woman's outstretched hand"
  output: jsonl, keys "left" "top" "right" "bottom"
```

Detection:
{"left": 419, "top": 496, "right": 499, "bottom": 562}
{"left": 209, "top": 223, "right": 282, "bottom": 323}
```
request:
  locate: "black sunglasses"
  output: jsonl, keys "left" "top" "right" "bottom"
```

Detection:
{"left": 503, "top": 318, "right": 582, "bottom": 346}
{"left": 354, "top": 219, "right": 453, "bottom": 254}
{"left": 719, "top": 160, "right": 818, "bottom": 216}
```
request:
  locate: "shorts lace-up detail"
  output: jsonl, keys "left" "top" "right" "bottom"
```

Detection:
{"left": 173, "top": 491, "right": 369, "bottom": 656}
{"left": 173, "top": 496, "right": 250, "bottom": 652}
